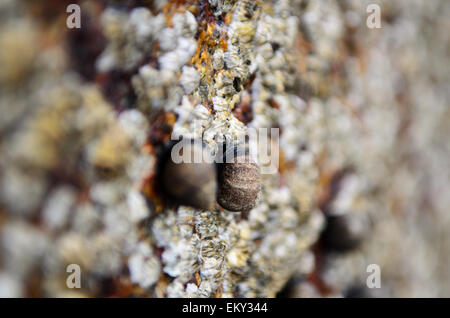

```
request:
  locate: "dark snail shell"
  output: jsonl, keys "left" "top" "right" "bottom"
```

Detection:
{"left": 217, "top": 148, "right": 261, "bottom": 212}
{"left": 160, "top": 139, "right": 216, "bottom": 210}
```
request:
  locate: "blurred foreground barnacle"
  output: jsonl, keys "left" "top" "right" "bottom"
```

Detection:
{"left": 322, "top": 212, "right": 370, "bottom": 251}
{"left": 159, "top": 139, "right": 216, "bottom": 210}
{"left": 217, "top": 146, "right": 261, "bottom": 212}
{"left": 91, "top": 124, "right": 132, "bottom": 179}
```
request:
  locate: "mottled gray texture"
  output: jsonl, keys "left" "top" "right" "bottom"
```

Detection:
{"left": 0, "top": 0, "right": 448, "bottom": 298}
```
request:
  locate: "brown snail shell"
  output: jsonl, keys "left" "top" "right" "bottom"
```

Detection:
{"left": 217, "top": 147, "right": 261, "bottom": 212}
{"left": 160, "top": 139, "right": 216, "bottom": 210}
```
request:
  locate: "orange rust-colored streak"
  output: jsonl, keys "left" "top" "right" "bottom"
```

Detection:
{"left": 191, "top": 23, "right": 219, "bottom": 84}
{"left": 296, "top": 32, "right": 313, "bottom": 75}
{"left": 155, "top": 274, "right": 172, "bottom": 298}
{"left": 314, "top": 148, "right": 341, "bottom": 209}
{"left": 336, "top": 96, "right": 365, "bottom": 132}
{"left": 278, "top": 149, "right": 295, "bottom": 175}
{"left": 25, "top": 272, "right": 43, "bottom": 298}
{"left": 224, "top": 11, "right": 233, "bottom": 24}
{"left": 213, "top": 284, "right": 223, "bottom": 298}
{"left": 141, "top": 174, "right": 166, "bottom": 214}
{"left": 306, "top": 244, "right": 334, "bottom": 296}
{"left": 105, "top": 276, "right": 150, "bottom": 298}
{"left": 147, "top": 111, "right": 177, "bottom": 147}
{"left": 194, "top": 272, "right": 202, "bottom": 286}
{"left": 267, "top": 98, "right": 280, "bottom": 109}
{"left": 190, "top": 0, "right": 231, "bottom": 106}
{"left": 232, "top": 90, "right": 253, "bottom": 124}
{"left": 0, "top": 209, "right": 6, "bottom": 227}
{"left": 77, "top": 185, "right": 91, "bottom": 204}
{"left": 140, "top": 111, "right": 177, "bottom": 214}
{"left": 316, "top": 167, "right": 337, "bottom": 209}
{"left": 161, "top": 0, "right": 196, "bottom": 26}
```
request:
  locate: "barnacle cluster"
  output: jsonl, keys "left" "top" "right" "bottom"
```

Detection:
{"left": 0, "top": 0, "right": 449, "bottom": 298}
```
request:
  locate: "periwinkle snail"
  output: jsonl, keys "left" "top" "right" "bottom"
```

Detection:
{"left": 217, "top": 146, "right": 261, "bottom": 212}
{"left": 159, "top": 139, "right": 216, "bottom": 210}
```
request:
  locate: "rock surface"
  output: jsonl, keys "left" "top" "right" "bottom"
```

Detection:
{"left": 0, "top": 0, "right": 449, "bottom": 297}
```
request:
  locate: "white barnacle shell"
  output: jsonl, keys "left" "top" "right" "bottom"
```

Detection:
{"left": 176, "top": 37, "right": 197, "bottom": 63}
{"left": 159, "top": 38, "right": 196, "bottom": 71}
{"left": 223, "top": 49, "right": 242, "bottom": 70}
{"left": 42, "top": 186, "right": 77, "bottom": 231}
{"left": 193, "top": 104, "right": 210, "bottom": 121}
{"left": 228, "top": 116, "right": 247, "bottom": 137}
{"left": 129, "top": 7, "right": 154, "bottom": 40}
{"left": 127, "top": 189, "right": 150, "bottom": 223}
{"left": 138, "top": 65, "right": 160, "bottom": 87}
{"left": 172, "top": 97, "right": 196, "bottom": 139}
{"left": 212, "top": 49, "right": 225, "bottom": 70}
{"left": 158, "top": 28, "right": 178, "bottom": 52}
{"left": 172, "top": 11, "right": 198, "bottom": 38}
{"left": 118, "top": 109, "right": 149, "bottom": 148}
{"left": 128, "top": 242, "right": 161, "bottom": 288}
{"left": 179, "top": 66, "right": 200, "bottom": 94}
{"left": 212, "top": 96, "right": 229, "bottom": 112}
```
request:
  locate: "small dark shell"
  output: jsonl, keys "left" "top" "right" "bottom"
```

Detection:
{"left": 217, "top": 150, "right": 261, "bottom": 212}
{"left": 160, "top": 140, "right": 217, "bottom": 210}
